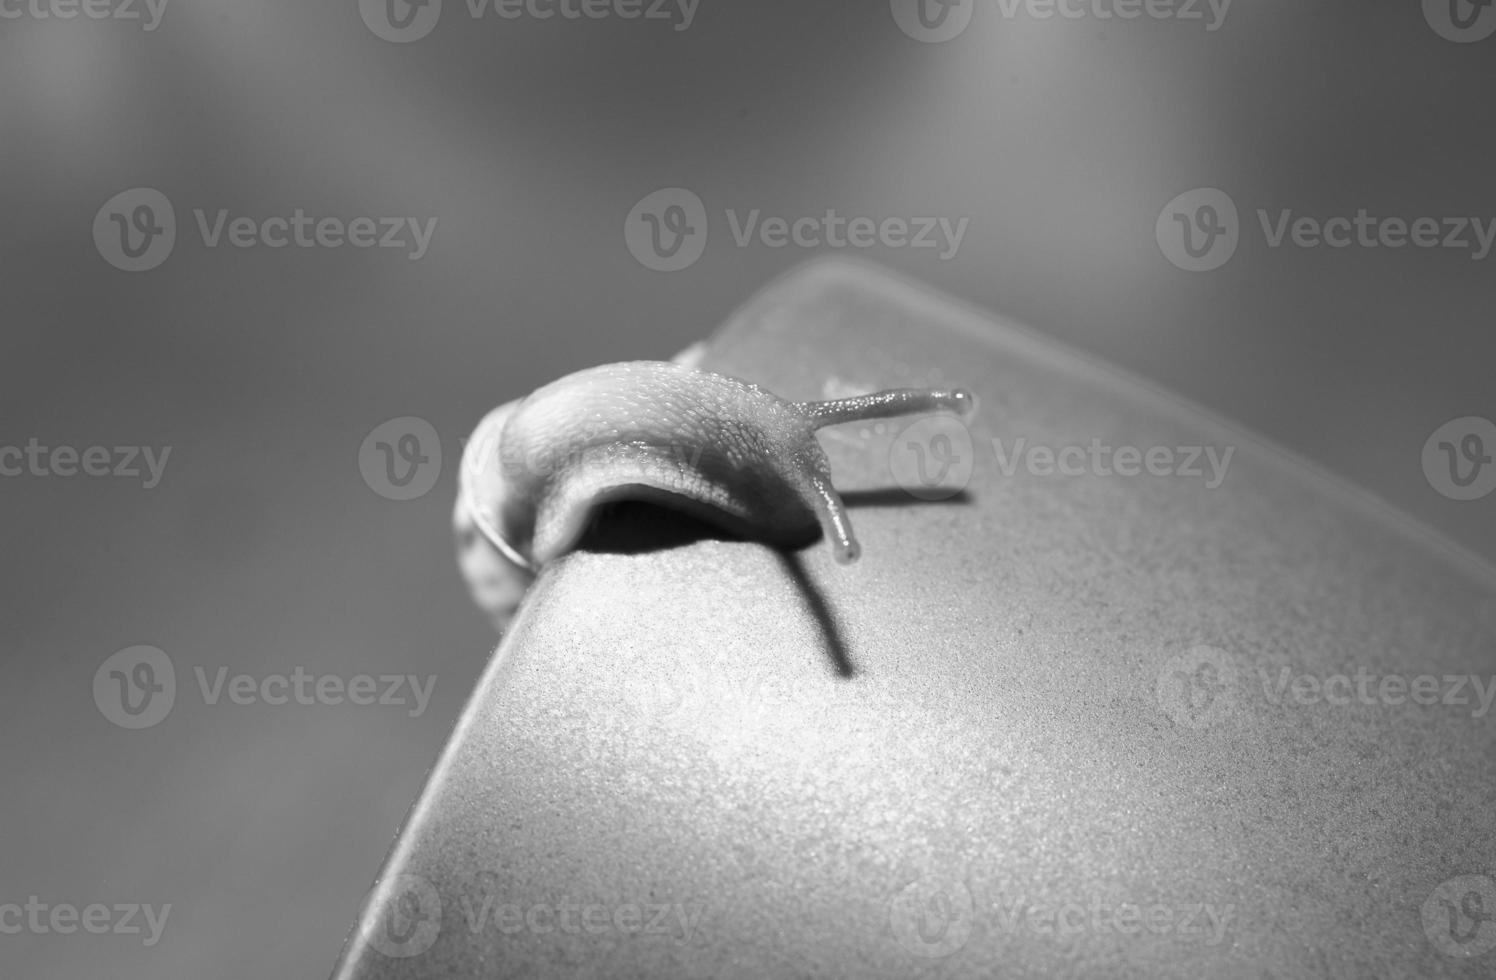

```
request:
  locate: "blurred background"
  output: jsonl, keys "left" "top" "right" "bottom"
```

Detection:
{"left": 2, "top": 0, "right": 1493, "bottom": 976}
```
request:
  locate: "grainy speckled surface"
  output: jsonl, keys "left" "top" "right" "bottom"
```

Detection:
{"left": 333, "top": 260, "right": 1496, "bottom": 980}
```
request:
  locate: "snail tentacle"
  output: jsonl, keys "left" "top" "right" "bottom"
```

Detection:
{"left": 800, "top": 468, "right": 861, "bottom": 565}
{"left": 794, "top": 388, "right": 975, "bottom": 429}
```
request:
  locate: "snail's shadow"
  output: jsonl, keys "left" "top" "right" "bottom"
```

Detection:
{"left": 577, "top": 491, "right": 972, "bottom": 678}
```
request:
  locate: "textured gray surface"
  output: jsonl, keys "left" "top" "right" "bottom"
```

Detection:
{"left": 334, "top": 260, "right": 1496, "bottom": 979}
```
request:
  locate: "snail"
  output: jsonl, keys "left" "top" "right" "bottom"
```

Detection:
{"left": 454, "top": 358, "right": 974, "bottom": 630}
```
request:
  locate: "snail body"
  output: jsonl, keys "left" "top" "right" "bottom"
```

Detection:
{"left": 454, "top": 360, "right": 973, "bottom": 628}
